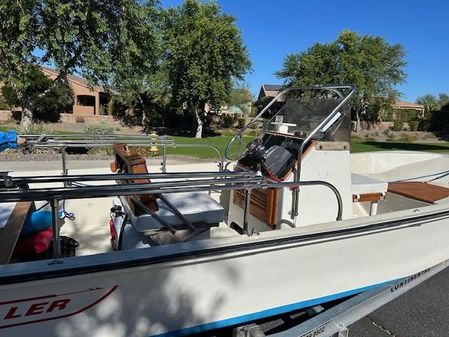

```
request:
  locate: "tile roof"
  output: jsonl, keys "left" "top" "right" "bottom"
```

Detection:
{"left": 393, "top": 100, "right": 424, "bottom": 110}
{"left": 263, "top": 84, "right": 283, "bottom": 92}
{"left": 40, "top": 66, "right": 106, "bottom": 92}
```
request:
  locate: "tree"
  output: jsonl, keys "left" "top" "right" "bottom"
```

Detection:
{"left": 0, "top": 0, "right": 158, "bottom": 127}
{"left": 227, "top": 85, "right": 253, "bottom": 115}
{"left": 162, "top": 0, "right": 251, "bottom": 138}
{"left": 417, "top": 93, "right": 449, "bottom": 115}
{"left": 110, "top": 3, "right": 165, "bottom": 130}
{"left": 416, "top": 94, "right": 440, "bottom": 117}
{"left": 1, "top": 67, "right": 73, "bottom": 123}
{"left": 276, "top": 30, "right": 407, "bottom": 131}
{"left": 438, "top": 93, "right": 449, "bottom": 108}
{"left": 416, "top": 93, "right": 449, "bottom": 131}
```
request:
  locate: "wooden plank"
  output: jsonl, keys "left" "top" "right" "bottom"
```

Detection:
{"left": 388, "top": 182, "right": 449, "bottom": 204}
{"left": 0, "top": 201, "right": 32, "bottom": 264}
{"left": 353, "top": 193, "right": 384, "bottom": 203}
{"left": 233, "top": 188, "right": 279, "bottom": 227}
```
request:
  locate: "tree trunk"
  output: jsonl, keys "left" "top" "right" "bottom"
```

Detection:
{"left": 190, "top": 102, "right": 203, "bottom": 138}
{"left": 141, "top": 110, "right": 148, "bottom": 130}
{"left": 20, "top": 99, "right": 33, "bottom": 129}
{"left": 355, "top": 110, "right": 361, "bottom": 133}
{"left": 139, "top": 95, "right": 149, "bottom": 132}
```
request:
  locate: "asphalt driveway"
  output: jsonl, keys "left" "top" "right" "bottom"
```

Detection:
{"left": 350, "top": 266, "right": 449, "bottom": 337}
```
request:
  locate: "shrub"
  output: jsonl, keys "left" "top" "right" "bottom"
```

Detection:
{"left": 418, "top": 120, "right": 432, "bottom": 132}
{"left": 19, "top": 122, "right": 49, "bottom": 135}
{"left": 237, "top": 117, "right": 246, "bottom": 128}
{"left": 383, "top": 128, "right": 395, "bottom": 138}
{"left": 409, "top": 120, "right": 419, "bottom": 132}
{"left": 244, "top": 129, "right": 258, "bottom": 137}
{"left": 19, "top": 123, "right": 56, "bottom": 155}
{"left": 84, "top": 122, "right": 115, "bottom": 135}
{"left": 222, "top": 115, "right": 238, "bottom": 128}
{"left": 84, "top": 122, "right": 115, "bottom": 156}
{"left": 0, "top": 93, "right": 9, "bottom": 110}
{"left": 392, "top": 121, "right": 403, "bottom": 131}
{"left": 399, "top": 133, "right": 418, "bottom": 143}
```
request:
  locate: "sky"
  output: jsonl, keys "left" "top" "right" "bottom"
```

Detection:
{"left": 163, "top": 0, "right": 449, "bottom": 102}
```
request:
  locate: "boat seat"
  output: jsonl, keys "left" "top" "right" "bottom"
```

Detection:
{"left": 388, "top": 182, "right": 449, "bottom": 204}
{"left": 113, "top": 210, "right": 238, "bottom": 250}
{"left": 351, "top": 174, "right": 388, "bottom": 215}
{"left": 120, "top": 191, "right": 225, "bottom": 234}
{"left": 0, "top": 201, "right": 33, "bottom": 264}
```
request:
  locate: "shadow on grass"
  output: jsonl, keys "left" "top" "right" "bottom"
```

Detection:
{"left": 360, "top": 141, "right": 449, "bottom": 152}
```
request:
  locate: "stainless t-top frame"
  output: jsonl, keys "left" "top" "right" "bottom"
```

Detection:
{"left": 225, "top": 84, "right": 355, "bottom": 221}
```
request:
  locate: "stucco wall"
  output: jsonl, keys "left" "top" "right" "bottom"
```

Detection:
{"left": 59, "top": 113, "right": 116, "bottom": 123}
{"left": 42, "top": 69, "right": 101, "bottom": 116}
{"left": 0, "top": 110, "right": 12, "bottom": 122}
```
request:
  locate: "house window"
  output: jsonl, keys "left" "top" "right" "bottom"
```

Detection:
{"left": 76, "top": 95, "right": 95, "bottom": 107}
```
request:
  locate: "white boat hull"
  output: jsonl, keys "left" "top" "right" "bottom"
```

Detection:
{"left": 1, "top": 203, "right": 449, "bottom": 337}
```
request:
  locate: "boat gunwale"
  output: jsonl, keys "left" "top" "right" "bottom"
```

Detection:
{"left": 0, "top": 203, "right": 448, "bottom": 285}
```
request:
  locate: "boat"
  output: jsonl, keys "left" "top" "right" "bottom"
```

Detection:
{"left": 1, "top": 84, "right": 449, "bottom": 337}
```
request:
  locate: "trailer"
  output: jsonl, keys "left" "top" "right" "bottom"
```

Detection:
{"left": 232, "top": 260, "right": 448, "bottom": 337}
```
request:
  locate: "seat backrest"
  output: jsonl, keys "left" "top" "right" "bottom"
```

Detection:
{"left": 111, "top": 143, "right": 158, "bottom": 213}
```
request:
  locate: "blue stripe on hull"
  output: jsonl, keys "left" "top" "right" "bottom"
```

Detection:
{"left": 151, "top": 279, "right": 398, "bottom": 337}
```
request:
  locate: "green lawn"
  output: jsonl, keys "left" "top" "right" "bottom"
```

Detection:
{"left": 351, "top": 139, "right": 449, "bottom": 153}
{"left": 165, "top": 135, "right": 254, "bottom": 159}
{"left": 2, "top": 123, "right": 449, "bottom": 158}
{"left": 166, "top": 137, "right": 449, "bottom": 159}
{"left": 0, "top": 125, "right": 13, "bottom": 132}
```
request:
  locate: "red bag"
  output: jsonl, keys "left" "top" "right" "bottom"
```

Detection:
{"left": 15, "top": 228, "right": 53, "bottom": 255}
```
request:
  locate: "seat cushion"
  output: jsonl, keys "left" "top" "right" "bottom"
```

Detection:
{"left": 121, "top": 192, "right": 225, "bottom": 233}
{"left": 351, "top": 173, "right": 388, "bottom": 196}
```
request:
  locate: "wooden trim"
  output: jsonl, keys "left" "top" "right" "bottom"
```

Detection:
{"left": 353, "top": 193, "right": 384, "bottom": 203}
{"left": 233, "top": 188, "right": 279, "bottom": 227}
{"left": 0, "top": 202, "right": 32, "bottom": 264}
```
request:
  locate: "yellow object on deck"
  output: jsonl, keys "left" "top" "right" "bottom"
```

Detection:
{"left": 149, "top": 132, "right": 159, "bottom": 155}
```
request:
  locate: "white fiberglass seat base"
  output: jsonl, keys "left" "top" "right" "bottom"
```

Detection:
{"left": 120, "top": 191, "right": 225, "bottom": 234}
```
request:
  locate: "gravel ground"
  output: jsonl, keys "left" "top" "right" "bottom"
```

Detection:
{"left": 0, "top": 149, "right": 210, "bottom": 163}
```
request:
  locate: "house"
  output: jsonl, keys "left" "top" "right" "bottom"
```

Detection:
{"left": 380, "top": 100, "right": 425, "bottom": 122}
{"left": 0, "top": 67, "right": 112, "bottom": 122}
{"left": 257, "top": 84, "right": 283, "bottom": 102}
{"left": 216, "top": 105, "right": 245, "bottom": 117}
{"left": 203, "top": 87, "right": 253, "bottom": 117}
{"left": 390, "top": 100, "right": 425, "bottom": 119}
{"left": 41, "top": 67, "right": 110, "bottom": 116}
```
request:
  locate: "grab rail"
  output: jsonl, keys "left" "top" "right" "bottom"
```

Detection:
{"left": 0, "top": 172, "right": 343, "bottom": 258}
{"left": 0, "top": 176, "right": 343, "bottom": 221}
{"left": 21, "top": 135, "right": 226, "bottom": 172}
